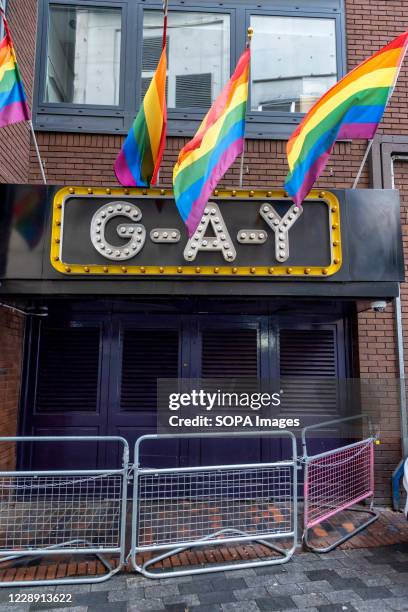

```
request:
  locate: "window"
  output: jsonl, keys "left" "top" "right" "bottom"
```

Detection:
{"left": 45, "top": 4, "right": 122, "bottom": 105}
{"left": 34, "top": 0, "right": 345, "bottom": 138}
{"left": 250, "top": 15, "right": 337, "bottom": 114}
{"left": 142, "top": 10, "right": 230, "bottom": 110}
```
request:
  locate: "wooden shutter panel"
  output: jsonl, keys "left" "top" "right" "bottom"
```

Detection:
{"left": 201, "top": 328, "right": 258, "bottom": 378}
{"left": 36, "top": 326, "right": 100, "bottom": 412}
{"left": 279, "top": 327, "right": 340, "bottom": 418}
{"left": 120, "top": 329, "right": 179, "bottom": 411}
{"left": 176, "top": 73, "right": 212, "bottom": 108}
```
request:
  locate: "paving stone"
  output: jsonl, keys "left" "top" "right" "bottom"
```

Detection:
{"left": 179, "top": 581, "right": 215, "bottom": 595}
{"left": 128, "top": 598, "right": 165, "bottom": 611}
{"left": 291, "top": 593, "right": 330, "bottom": 608}
{"left": 128, "top": 576, "right": 162, "bottom": 588}
{"left": 54, "top": 584, "right": 92, "bottom": 593}
{"left": 275, "top": 572, "right": 310, "bottom": 585}
{"left": 0, "top": 606, "right": 30, "bottom": 612}
{"left": 317, "top": 605, "right": 358, "bottom": 612}
{"left": 359, "top": 575, "right": 393, "bottom": 587}
{"left": 353, "top": 587, "right": 393, "bottom": 601}
{"left": 233, "top": 587, "right": 268, "bottom": 601}
{"left": 199, "top": 591, "right": 237, "bottom": 605}
{"left": 144, "top": 584, "right": 180, "bottom": 599}
{"left": 158, "top": 576, "right": 193, "bottom": 585}
{"left": 91, "top": 575, "right": 128, "bottom": 590}
{"left": 244, "top": 574, "right": 295, "bottom": 588}
{"left": 253, "top": 565, "right": 286, "bottom": 576}
{"left": 297, "top": 580, "right": 332, "bottom": 594}
{"left": 388, "top": 585, "right": 408, "bottom": 597}
{"left": 191, "top": 606, "right": 222, "bottom": 612}
{"left": 221, "top": 602, "right": 260, "bottom": 612}
{"left": 390, "top": 563, "right": 408, "bottom": 573}
{"left": 109, "top": 587, "right": 145, "bottom": 602}
{"left": 211, "top": 578, "right": 246, "bottom": 592}
{"left": 162, "top": 593, "right": 201, "bottom": 607}
{"left": 383, "top": 597, "right": 408, "bottom": 611}
{"left": 223, "top": 569, "right": 256, "bottom": 579}
{"left": 352, "top": 600, "right": 395, "bottom": 612}
{"left": 256, "top": 596, "right": 295, "bottom": 611}
{"left": 388, "top": 574, "right": 408, "bottom": 585}
{"left": 265, "top": 583, "right": 303, "bottom": 596}
{"left": 88, "top": 604, "right": 127, "bottom": 612}
{"left": 325, "top": 590, "right": 363, "bottom": 604}
{"left": 163, "top": 605, "right": 193, "bottom": 612}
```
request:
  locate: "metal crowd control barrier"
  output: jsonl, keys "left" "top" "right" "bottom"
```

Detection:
{"left": 0, "top": 436, "right": 129, "bottom": 587}
{"left": 302, "top": 415, "right": 379, "bottom": 553}
{"left": 130, "top": 431, "right": 298, "bottom": 578}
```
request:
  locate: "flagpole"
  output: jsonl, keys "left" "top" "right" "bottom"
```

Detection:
{"left": 29, "top": 121, "right": 47, "bottom": 185}
{"left": 154, "top": 0, "right": 168, "bottom": 189}
{"left": 162, "top": 0, "right": 168, "bottom": 48}
{"left": 239, "top": 26, "right": 253, "bottom": 188}
{"left": 353, "top": 37, "right": 408, "bottom": 189}
{"left": 352, "top": 139, "right": 373, "bottom": 189}
{"left": 0, "top": 1, "right": 47, "bottom": 184}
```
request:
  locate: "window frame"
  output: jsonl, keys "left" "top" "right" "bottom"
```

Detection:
{"left": 33, "top": 0, "right": 346, "bottom": 139}
{"left": 0, "top": 0, "right": 7, "bottom": 40}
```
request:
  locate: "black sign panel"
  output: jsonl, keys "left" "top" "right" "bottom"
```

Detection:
{"left": 51, "top": 187, "right": 341, "bottom": 277}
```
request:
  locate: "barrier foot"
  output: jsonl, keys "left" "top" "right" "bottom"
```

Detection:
{"left": 132, "top": 528, "right": 297, "bottom": 578}
{"left": 303, "top": 505, "right": 380, "bottom": 553}
{"left": 0, "top": 539, "right": 123, "bottom": 587}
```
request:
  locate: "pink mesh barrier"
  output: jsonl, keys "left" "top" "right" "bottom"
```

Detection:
{"left": 304, "top": 439, "right": 374, "bottom": 529}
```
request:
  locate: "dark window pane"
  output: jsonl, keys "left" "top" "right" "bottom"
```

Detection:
{"left": 45, "top": 5, "right": 121, "bottom": 105}
{"left": 250, "top": 15, "right": 337, "bottom": 113}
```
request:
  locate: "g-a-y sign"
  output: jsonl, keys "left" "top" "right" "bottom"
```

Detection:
{"left": 50, "top": 187, "right": 342, "bottom": 277}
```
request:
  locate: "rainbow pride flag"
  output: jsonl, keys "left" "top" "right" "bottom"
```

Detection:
{"left": 115, "top": 44, "right": 167, "bottom": 187}
{"left": 173, "top": 48, "right": 250, "bottom": 237}
{"left": 0, "top": 15, "right": 30, "bottom": 129}
{"left": 285, "top": 31, "right": 408, "bottom": 206}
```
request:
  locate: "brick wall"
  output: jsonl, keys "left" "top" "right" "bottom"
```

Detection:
{"left": 0, "top": 0, "right": 37, "bottom": 184}
{"left": 0, "top": 306, "right": 24, "bottom": 470}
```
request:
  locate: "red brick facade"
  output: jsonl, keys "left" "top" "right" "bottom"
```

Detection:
{"left": 1, "top": 0, "right": 408, "bottom": 504}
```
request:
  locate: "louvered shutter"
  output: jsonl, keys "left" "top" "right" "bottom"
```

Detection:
{"left": 142, "top": 36, "right": 169, "bottom": 71}
{"left": 201, "top": 328, "right": 258, "bottom": 378}
{"left": 120, "top": 329, "right": 179, "bottom": 411}
{"left": 279, "top": 327, "right": 340, "bottom": 418}
{"left": 36, "top": 326, "right": 100, "bottom": 412}
{"left": 140, "top": 77, "right": 168, "bottom": 102}
{"left": 176, "top": 73, "right": 212, "bottom": 108}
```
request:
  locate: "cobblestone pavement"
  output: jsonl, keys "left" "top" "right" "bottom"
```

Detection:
{"left": 0, "top": 543, "right": 407, "bottom": 612}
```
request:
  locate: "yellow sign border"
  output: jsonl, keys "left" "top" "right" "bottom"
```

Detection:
{"left": 50, "top": 186, "right": 342, "bottom": 277}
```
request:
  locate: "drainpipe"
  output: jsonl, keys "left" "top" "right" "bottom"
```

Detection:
{"left": 394, "top": 292, "right": 408, "bottom": 456}
{"left": 391, "top": 154, "right": 408, "bottom": 456}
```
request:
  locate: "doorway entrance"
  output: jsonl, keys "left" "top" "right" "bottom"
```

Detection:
{"left": 20, "top": 302, "right": 351, "bottom": 470}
